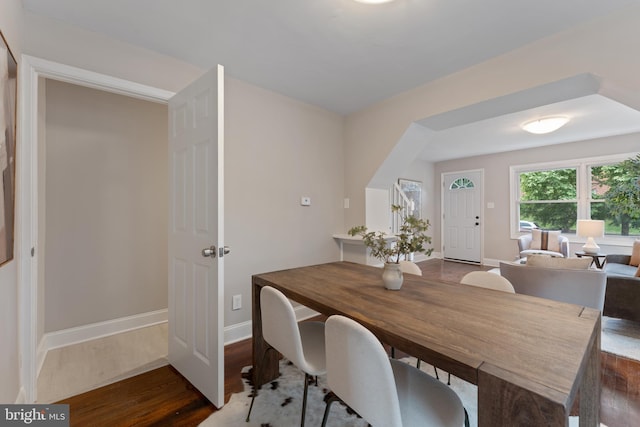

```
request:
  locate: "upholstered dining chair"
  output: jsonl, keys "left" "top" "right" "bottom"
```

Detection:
{"left": 499, "top": 262, "right": 607, "bottom": 311}
{"left": 321, "top": 315, "right": 468, "bottom": 427}
{"left": 460, "top": 271, "right": 515, "bottom": 293}
{"left": 246, "top": 286, "right": 326, "bottom": 427}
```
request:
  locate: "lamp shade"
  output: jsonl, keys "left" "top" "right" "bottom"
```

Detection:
{"left": 576, "top": 220, "right": 605, "bottom": 238}
{"left": 576, "top": 219, "right": 605, "bottom": 254}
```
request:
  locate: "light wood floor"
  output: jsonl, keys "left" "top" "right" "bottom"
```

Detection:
{"left": 55, "top": 259, "right": 639, "bottom": 427}
{"left": 38, "top": 323, "right": 168, "bottom": 403}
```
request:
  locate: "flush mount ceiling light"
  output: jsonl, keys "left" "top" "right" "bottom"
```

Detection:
{"left": 521, "top": 116, "right": 570, "bottom": 134}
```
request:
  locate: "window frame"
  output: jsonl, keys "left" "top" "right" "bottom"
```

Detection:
{"left": 509, "top": 152, "right": 639, "bottom": 245}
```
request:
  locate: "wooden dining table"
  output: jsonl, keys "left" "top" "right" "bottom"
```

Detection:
{"left": 251, "top": 261, "right": 601, "bottom": 427}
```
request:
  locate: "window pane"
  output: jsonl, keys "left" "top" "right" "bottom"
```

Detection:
{"left": 519, "top": 169, "right": 577, "bottom": 201}
{"left": 590, "top": 157, "right": 640, "bottom": 236}
{"left": 520, "top": 202, "right": 577, "bottom": 232}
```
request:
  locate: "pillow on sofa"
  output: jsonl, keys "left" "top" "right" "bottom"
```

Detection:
{"left": 630, "top": 239, "right": 640, "bottom": 266}
{"left": 526, "top": 254, "right": 592, "bottom": 270}
{"left": 530, "top": 229, "right": 561, "bottom": 252}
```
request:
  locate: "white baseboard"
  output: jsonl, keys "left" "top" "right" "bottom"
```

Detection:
{"left": 37, "top": 309, "right": 168, "bottom": 376}
{"left": 224, "top": 305, "right": 318, "bottom": 346}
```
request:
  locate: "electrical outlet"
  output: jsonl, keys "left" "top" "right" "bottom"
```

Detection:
{"left": 232, "top": 294, "right": 242, "bottom": 311}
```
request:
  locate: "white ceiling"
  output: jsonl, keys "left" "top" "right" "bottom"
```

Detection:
{"left": 22, "top": 0, "right": 640, "bottom": 161}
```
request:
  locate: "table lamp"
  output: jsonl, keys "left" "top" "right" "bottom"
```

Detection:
{"left": 577, "top": 219, "right": 605, "bottom": 254}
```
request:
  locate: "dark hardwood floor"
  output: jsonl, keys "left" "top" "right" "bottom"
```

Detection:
{"left": 58, "top": 259, "right": 639, "bottom": 427}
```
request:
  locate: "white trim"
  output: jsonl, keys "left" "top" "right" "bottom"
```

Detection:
{"left": 18, "top": 55, "right": 174, "bottom": 403}
{"left": 37, "top": 310, "right": 168, "bottom": 376}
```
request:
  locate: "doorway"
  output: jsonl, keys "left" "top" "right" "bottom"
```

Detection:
{"left": 442, "top": 170, "right": 483, "bottom": 264}
{"left": 18, "top": 55, "right": 174, "bottom": 403}
{"left": 35, "top": 78, "right": 168, "bottom": 401}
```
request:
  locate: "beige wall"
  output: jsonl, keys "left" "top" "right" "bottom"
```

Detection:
{"left": 434, "top": 133, "right": 640, "bottom": 263}
{"left": 224, "top": 77, "right": 344, "bottom": 326}
{"left": 44, "top": 80, "right": 168, "bottom": 331}
{"left": 19, "top": 10, "right": 345, "bottom": 332}
{"left": 0, "top": 0, "right": 22, "bottom": 403}
{"left": 343, "top": 4, "right": 640, "bottom": 232}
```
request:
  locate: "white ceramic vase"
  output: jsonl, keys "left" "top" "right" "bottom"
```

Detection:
{"left": 382, "top": 262, "right": 403, "bottom": 290}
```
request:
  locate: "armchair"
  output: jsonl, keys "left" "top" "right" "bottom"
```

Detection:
{"left": 517, "top": 232, "right": 569, "bottom": 259}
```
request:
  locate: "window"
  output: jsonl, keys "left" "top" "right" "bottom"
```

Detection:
{"left": 450, "top": 177, "right": 474, "bottom": 189}
{"left": 511, "top": 153, "right": 640, "bottom": 238}
{"left": 517, "top": 167, "right": 577, "bottom": 233}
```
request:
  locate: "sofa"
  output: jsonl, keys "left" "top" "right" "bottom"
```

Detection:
{"left": 603, "top": 254, "right": 640, "bottom": 322}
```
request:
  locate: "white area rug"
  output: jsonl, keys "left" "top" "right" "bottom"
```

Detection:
{"left": 200, "top": 357, "right": 603, "bottom": 427}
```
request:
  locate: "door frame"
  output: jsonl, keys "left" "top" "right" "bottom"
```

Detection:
{"left": 18, "top": 55, "right": 173, "bottom": 402}
{"left": 440, "top": 169, "right": 484, "bottom": 264}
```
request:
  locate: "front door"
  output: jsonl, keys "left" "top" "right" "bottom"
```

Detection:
{"left": 442, "top": 170, "right": 482, "bottom": 264}
{"left": 168, "top": 65, "right": 225, "bottom": 408}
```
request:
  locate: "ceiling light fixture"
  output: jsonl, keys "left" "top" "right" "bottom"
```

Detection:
{"left": 521, "top": 116, "right": 570, "bottom": 134}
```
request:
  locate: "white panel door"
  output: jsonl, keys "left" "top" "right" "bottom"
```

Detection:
{"left": 168, "top": 65, "right": 225, "bottom": 408}
{"left": 443, "top": 170, "right": 482, "bottom": 263}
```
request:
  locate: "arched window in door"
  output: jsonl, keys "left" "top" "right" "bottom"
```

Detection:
{"left": 449, "top": 177, "right": 475, "bottom": 190}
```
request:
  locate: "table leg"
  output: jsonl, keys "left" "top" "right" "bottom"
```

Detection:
{"left": 594, "top": 257, "right": 604, "bottom": 269}
{"left": 251, "top": 281, "right": 280, "bottom": 388}
{"left": 579, "top": 316, "right": 601, "bottom": 427}
{"left": 478, "top": 364, "right": 567, "bottom": 426}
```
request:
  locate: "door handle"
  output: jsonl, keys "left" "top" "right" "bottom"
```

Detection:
{"left": 219, "top": 246, "right": 231, "bottom": 258}
{"left": 202, "top": 246, "right": 216, "bottom": 257}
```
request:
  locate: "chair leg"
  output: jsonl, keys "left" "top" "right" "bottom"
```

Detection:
{"left": 246, "top": 347, "right": 276, "bottom": 422}
{"left": 321, "top": 391, "right": 340, "bottom": 427}
{"left": 300, "top": 373, "right": 310, "bottom": 427}
{"left": 434, "top": 366, "right": 439, "bottom": 380}
{"left": 391, "top": 346, "right": 395, "bottom": 358}
{"left": 246, "top": 387, "right": 258, "bottom": 422}
{"left": 447, "top": 372, "right": 451, "bottom": 385}
{"left": 464, "top": 408, "right": 470, "bottom": 427}
{"left": 416, "top": 359, "right": 421, "bottom": 369}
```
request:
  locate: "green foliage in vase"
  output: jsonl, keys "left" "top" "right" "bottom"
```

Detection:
{"left": 348, "top": 205, "right": 433, "bottom": 264}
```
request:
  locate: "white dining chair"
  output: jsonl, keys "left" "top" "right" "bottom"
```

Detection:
{"left": 321, "top": 315, "right": 469, "bottom": 427}
{"left": 460, "top": 271, "right": 515, "bottom": 293}
{"left": 399, "top": 260, "right": 423, "bottom": 276}
{"left": 247, "top": 286, "right": 326, "bottom": 427}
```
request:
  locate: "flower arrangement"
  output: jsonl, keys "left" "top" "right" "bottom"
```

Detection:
{"left": 348, "top": 204, "right": 433, "bottom": 264}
